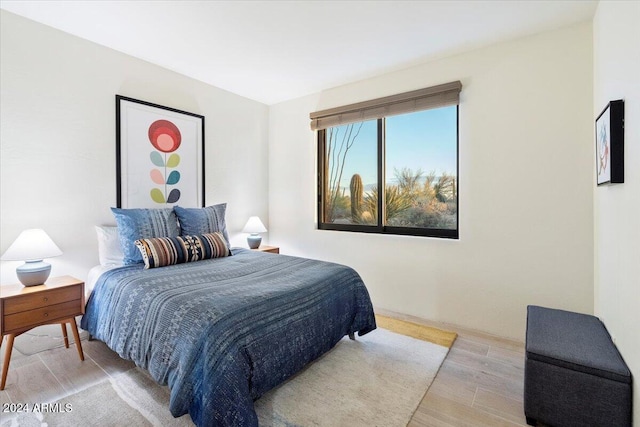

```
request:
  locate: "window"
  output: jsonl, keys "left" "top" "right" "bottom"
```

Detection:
{"left": 312, "top": 81, "right": 461, "bottom": 239}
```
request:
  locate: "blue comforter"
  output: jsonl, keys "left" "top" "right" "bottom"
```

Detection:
{"left": 81, "top": 249, "right": 376, "bottom": 426}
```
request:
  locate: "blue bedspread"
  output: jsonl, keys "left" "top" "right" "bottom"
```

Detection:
{"left": 81, "top": 249, "right": 376, "bottom": 426}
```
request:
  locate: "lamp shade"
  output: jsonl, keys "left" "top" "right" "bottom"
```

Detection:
{"left": 242, "top": 217, "right": 267, "bottom": 234}
{"left": 1, "top": 229, "right": 63, "bottom": 261}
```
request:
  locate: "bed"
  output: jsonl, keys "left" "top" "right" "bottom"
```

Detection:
{"left": 81, "top": 247, "right": 376, "bottom": 426}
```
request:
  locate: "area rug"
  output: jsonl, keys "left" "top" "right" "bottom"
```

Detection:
{"left": 12, "top": 322, "right": 89, "bottom": 356}
{"left": 3, "top": 317, "right": 456, "bottom": 427}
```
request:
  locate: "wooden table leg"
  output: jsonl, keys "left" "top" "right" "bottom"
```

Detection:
{"left": 61, "top": 323, "right": 69, "bottom": 348}
{"left": 68, "top": 319, "right": 84, "bottom": 361}
{"left": 1, "top": 334, "right": 15, "bottom": 390}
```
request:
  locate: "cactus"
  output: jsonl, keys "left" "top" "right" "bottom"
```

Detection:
{"left": 350, "top": 174, "right": 363, "bottom": 222}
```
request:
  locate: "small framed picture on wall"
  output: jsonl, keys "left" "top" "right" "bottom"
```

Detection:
{"left": 595, "top": 99, "right": 624, "bottom": 185}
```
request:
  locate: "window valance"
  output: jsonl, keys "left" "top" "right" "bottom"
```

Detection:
{"left": 309, "top": 80, "right": 462, "bottom": 131}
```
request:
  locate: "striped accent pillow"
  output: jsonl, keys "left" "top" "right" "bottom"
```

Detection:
{"left": 134, "top": 232, "right": 230, "bottom": 269}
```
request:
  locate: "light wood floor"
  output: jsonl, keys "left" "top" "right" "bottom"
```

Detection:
{"left": 1, "top": 315, "right": 529, "bottom": 426}
{"left": 383, "top": 311, "right": 530, "bottom": 427}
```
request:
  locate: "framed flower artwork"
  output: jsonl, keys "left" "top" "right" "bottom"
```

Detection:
{"left": 116, "top": 95, "right": 205, "bottom": 207}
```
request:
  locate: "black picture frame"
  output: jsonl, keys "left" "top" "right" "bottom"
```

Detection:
{"left": 116, "top": 95, "right": 205, "bottom": 208}
{"left": 595, "top": 99, "right": 624, "bottom": 185}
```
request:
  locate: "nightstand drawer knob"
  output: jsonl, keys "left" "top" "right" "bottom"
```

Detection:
{"left": 43, "top": 297, "right": 48, "bottom": 302}
{"left": 43, "top": 313, "right": 49, "bottom": 317}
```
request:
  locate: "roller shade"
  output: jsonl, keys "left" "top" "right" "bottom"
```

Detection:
{"left": 310, "top": 80, "right": 461, "bottom": 131}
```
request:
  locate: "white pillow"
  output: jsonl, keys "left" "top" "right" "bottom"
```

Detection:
{"left": 95, "top": 225, "right": 124, "bottom": 266}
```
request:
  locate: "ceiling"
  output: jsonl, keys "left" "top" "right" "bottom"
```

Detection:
{"left": 1, "top": 1, "right": 598, "bottom": 105}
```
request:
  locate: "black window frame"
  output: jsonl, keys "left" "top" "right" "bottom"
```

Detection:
{"left": 317, "top": 106, "right": 459, "bottom": 239}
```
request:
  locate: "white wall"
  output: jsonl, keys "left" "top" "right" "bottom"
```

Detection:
{"left": 0, "top": 11, "right": 269, "bottom": 284}
{"left": 593, "top": 1, "right": 640, "bottom": 422}
{"left": 269, "top": 23, "right": 594, "bottom": 340}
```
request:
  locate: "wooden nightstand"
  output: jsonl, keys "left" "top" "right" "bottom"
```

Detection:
{"left": 252, "top": 245, "right": 279, "bottom": 254}
{"left": 0, "top": 275, "right": 85, "bottom": 390}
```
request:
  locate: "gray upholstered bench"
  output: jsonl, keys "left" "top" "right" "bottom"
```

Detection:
{"left": 524, "top": 305, "right": 632, "bottom": 427}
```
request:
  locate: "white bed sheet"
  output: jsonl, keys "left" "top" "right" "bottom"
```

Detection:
{"left": 86, "top": 264, "right": 121, "bottom": 298}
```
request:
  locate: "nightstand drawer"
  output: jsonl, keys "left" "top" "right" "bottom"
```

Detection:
{"left": 3, "top": 286, "right": 82, "bottom": 315}
{"left": 3, "top": 300, "right": 81, "bottom": 333}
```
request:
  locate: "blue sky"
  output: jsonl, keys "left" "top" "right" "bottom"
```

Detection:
{"left": 332, "top": 106, "right": 457, "bottom": 188}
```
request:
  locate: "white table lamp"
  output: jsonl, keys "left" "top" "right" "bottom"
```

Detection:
{"left": 242, "top": 216, "right": 267, "bottom": 249}
{"left": 1, "top": 229, "right": 62, "bottom": 286}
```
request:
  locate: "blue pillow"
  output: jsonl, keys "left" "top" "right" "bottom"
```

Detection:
{"left": 111, "top": 207, "right": 180, "bottom": 265}
{"left": 174, "top": 204, "right": 229, "bottom": 246}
